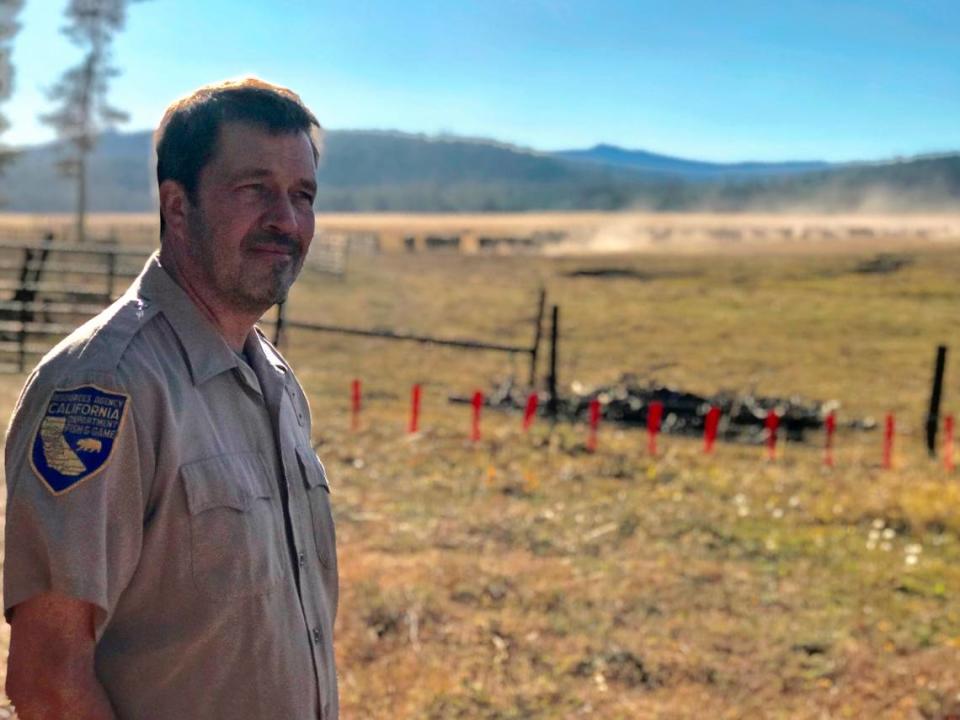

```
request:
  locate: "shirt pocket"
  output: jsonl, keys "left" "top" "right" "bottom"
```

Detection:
{"left": 181, "top": 452, "right": 285, "bottom": 600}
{"left": 295, "top": 445, "right": 337, "bottom": 570}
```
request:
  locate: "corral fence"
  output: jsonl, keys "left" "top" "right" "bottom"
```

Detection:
{"left": 0, "top": 233, "right": 351, "bottom": 373}
{"left": 0, "top": 235, "right": 551, "bottom": 388}
{"left": 0, "top": 238, "right": 150, "bottom": 371}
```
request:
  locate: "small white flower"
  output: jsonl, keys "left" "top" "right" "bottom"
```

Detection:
{"left": 872, "top": 519, "right": 885, "bottom": 530}
{"left": 882, "top": 528, "right": 896, "bottom": 540}
{"left": 772, "top": 508, "right": 784, "bottom": 519}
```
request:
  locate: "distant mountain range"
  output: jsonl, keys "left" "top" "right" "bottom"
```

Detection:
{"left": 555, "top": 144, "right": 831, "bottom": 179}
{"left": 1, "top": 129, "right": 958, "bottom": 213}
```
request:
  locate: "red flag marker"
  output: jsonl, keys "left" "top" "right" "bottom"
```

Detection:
{"left": 765, "top": 409, "right": 780, "bottom": 461}
{"left": 409, "top": 383, "right": 422, "bottom": 434}
{"left": 883, "top": 413, "right": 895, "bottom": 469}
{"left": 351, "top": 379, "right": 362, "bottom": 432}
{"left": 824, "top": 411, "right": 837, "bottom": 467}
{"left": 587, "top": 397, "right": 601, "bottom": 452}
{"left": 704, "top": 406, "right": 721, "bottom": 454}
{"left": 647, "top": 401, "right": 664, "bottom": 456}
{"left": 522, "top": 392, "right": 538, "bottom": 432}
{"left": 471, "top": 390, "right": 484, "bottom": 442}
{"left": 944, "top": 414, "right": 954, "bottom": 472}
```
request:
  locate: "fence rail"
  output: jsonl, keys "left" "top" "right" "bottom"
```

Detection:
{"left": 282, "top": 319, "right": 533, "bottom": 354}
{"left": 276, "top": 287, "right": 550, "bottom": 388}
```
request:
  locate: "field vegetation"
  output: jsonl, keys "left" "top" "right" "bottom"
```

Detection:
{"left": 1, "top": 218, "right": 959, "bottom": 717}
{"left": 290, "top": 238, "right": 960, "bottom": 718}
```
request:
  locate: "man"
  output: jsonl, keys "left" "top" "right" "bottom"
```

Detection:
{"left": 3, "top": 78, "right": 338, "bottom": 719}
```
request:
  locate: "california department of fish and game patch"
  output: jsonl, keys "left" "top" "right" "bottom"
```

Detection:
{"left": 31, "top": 385, "right": 129, "bottom": 495}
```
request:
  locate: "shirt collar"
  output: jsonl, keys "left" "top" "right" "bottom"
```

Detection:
{"left": 133, "top": 253, "right": 244, "bottom": 386}
{"left": 245, "top": 327, "right": 289, "bottom": 384}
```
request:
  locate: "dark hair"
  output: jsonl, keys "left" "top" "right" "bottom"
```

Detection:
{"left": 154, "top": 77, "right": 322, "bottom": 233}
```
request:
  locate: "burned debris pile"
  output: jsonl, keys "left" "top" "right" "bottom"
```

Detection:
{"left": 453, "top": 374, "right": 864, "bottom": 444}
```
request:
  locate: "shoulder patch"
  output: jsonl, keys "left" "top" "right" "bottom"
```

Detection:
{"left": 30, "top": 385, "right": 130, "bottom": 495}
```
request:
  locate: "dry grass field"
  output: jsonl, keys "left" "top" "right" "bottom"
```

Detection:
{"left": 3, "top": 211, "right": 959, "bottom": 253}
{"left": 1, "top": 213, "right": 960, "bottom": 718}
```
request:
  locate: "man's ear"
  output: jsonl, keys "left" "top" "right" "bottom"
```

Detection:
{"left": 159, "top": 180, "right": 190, "bottom": 240}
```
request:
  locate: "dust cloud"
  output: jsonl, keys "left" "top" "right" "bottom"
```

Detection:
{"left": 544, "top": 212, "right": 960, "bottom": 256}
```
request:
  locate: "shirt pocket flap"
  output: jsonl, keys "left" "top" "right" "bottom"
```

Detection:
{"left": 296, "top": 445, "right": 330, "bottom": 491}
{"left": 181, "top": 452, "right": 272, "bottom": 515}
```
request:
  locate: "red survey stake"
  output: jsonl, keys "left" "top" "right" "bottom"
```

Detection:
{"left": 647, "top": 400, "right": 663, "bottom": 456}
{"left": 587, "top": 397, "right": 601, "bottom": 452}
{"left": 471, "top": 390, "right": 484, "bottom": 442}
{"left": 351, "top": 378, "right": 362, "bottom": 432}
{"left": 824, "top": 410, "right": 836, "bottom": 467}
{"left": 703, "top": 405, "right": 721, "bottom": 454}
{"left": 522, "top": 392, "right": 538, "bottom": 432}
{"left": 409, "top": 383, "right": 422, "bottom": 434}
{"left": 883, "top": 413, "right": 895, "bottom": 469}
{"left": 765, "top": 409, "right": 780, "bottom": 461}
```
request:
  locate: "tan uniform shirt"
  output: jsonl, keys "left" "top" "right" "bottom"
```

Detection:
{"left": 3, "top": 254, "right": 338, "bottom": 719}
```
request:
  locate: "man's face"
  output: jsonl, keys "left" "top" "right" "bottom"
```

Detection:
{"left": 182, "top": 121, "right": 317, "bottom": 315}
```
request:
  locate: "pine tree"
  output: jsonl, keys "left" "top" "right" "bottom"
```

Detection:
{"left": 41, "top": 0, "right": 140, "bottom": 242}
{"left": 0, "top": 0, "right": 24, "bottom": 183}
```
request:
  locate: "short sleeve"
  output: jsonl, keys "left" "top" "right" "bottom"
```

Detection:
{"left": 3, "top": 369, "right": 144, "bottom": 638}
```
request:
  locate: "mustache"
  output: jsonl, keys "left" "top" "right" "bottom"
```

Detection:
{"left": 245, "top": 233, "right": 302, "bottom": 254}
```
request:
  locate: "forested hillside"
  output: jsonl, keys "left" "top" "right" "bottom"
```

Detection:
{"left": 3, "top": 129, "right": 958, "bottom": 213}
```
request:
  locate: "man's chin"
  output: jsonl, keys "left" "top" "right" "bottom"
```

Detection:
{"left": 224, "top": 286, "right": 289, "bottom": 316}
{"left": 237, "top": 270, "right": 297, "bottom": 308}
{"left": 260, "top": 283, "right": 294, "bottom": 310}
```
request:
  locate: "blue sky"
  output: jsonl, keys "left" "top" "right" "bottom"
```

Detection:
{"left": 6, "top": 0, "right": 959, "bottom": 162}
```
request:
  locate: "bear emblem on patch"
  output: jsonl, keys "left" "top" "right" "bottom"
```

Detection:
{"left": 31, "top": 385, "right": 129, "bottom": 495}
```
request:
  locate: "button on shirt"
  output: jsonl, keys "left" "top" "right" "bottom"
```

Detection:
{"left": 3, "top": 254, "right": 338, "bottom": 719}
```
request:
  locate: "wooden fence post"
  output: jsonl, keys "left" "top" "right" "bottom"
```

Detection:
{"left": 106, "top": 252, "right": 117, "bottom": 299}
{"left": 926, "top": 345, "right": 948, "bottom": 457}
{"left": 528, "top": 287, "right": 546, "bottom": 388}
{"left": 273, "top": 302, "right": 286, "bottom": 347}
{"left": 16, "top": 248, "right": 32, "bottom": 373}
{"left": 16, "top": 316, "right": 25, "bottom": 373}
{"left": 547, "top": 305, "right": 559, "bottom": 419}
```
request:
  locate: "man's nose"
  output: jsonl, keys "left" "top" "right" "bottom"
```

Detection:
{"left": 263, "top": 192, "right": 299, "bottom": 236}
